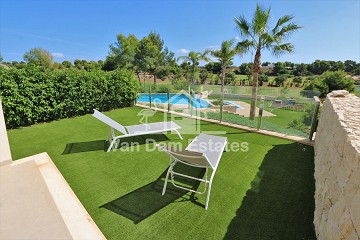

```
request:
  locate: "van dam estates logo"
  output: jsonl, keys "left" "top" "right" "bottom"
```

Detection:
{"left": 114, "top": 138, "right": 249, "bottom": 153}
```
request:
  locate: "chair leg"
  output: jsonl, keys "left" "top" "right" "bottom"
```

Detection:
{"left": 174, "top": 129, "right": 183, "bottom": 140}
{"left": 205, "top": 171, "right": 216, "bottom": 210}
{"left": 162, "top": 160, "right": 176, "bottom": 195}
{"left": 106, "top": 128, "right": 116, "bottom": 152}
{"left": 107, "top": 139, "right": 116, "bottom": 152}
{"left": 114, "top": 139, "right": 120, "bottom": 149}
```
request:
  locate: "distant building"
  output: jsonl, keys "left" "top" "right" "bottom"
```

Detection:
{"left": 261, "top": 64, "right": 274, "bottom": 70}
{"left": 0, "top": 64, "right": 9, "bottom": 70}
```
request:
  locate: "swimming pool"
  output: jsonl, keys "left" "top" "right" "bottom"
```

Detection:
{"left": 224, "top": 101, "right": 244, "bottom": 110}
{"left": 137, "top": 93, "right": 211, "bottom": 108}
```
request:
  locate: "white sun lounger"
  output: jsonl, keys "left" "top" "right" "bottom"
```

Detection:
{"left": 92, "top": 109, "right": 183, "bottom": 152}
{"left": 157, "top": 133, "right": 227, "bottom": 210}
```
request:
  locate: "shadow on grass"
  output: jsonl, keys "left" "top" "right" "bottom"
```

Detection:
{"left": 224, "top": 142, "right": 316, "bottom": 240}
{"left": 62, "top": 134, "right": 170, "bottom": 155}
{"left": 100, "top": 164, "right": 205, "bottom": 224}
{"left": 62, "top": 140, "right": 106, "bottom": 154}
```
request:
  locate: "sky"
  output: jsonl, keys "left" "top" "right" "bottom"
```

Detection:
{"left": 0, "top": 0, "right": 359, "bottom": 66}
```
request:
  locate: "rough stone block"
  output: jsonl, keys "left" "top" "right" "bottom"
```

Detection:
{"left": 314, "top": 94, "right": 360, "bottom": 240}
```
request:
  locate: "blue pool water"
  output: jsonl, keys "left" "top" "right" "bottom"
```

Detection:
{"left": 224, "top": 101, "right": 244, "bottom": 110}
{"left": 138, "top": 93, "right": 211, "bottom": 108}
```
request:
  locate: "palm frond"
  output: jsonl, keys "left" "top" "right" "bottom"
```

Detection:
{"left": 237, "top": 40, "right": 255, "bottom": 53}
{"left": 272, "top": 43, "right": 294, "bottom": 57}
{"left": 198, "top": 51, "right": 211, "bottom": 62}
{"left": 208, "top": 39, "right": 244, "bottom": 66}
{"left": 272, "top": 15, "right": 294, "bottom": 34}
{"left": 274, "top": 23, "right": 302, "bottom": 40}
{"left": 177, "top": 55, "right": 190, "bottom": 62}
{"left": 260, "top": 33, "right": 275, "bottom": 49}
{"left": 252, "top": 3, "right": 271, "bottom": 35}
{"left": 234, "top": 15, "right": 251, "bottom": 37}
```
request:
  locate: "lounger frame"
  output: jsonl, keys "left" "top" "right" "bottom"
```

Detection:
{"left": 92, "top": 109, "right": 183, "bottom": 152}
{"left": 159, "top": 134, "right": 227, "bottom": 210}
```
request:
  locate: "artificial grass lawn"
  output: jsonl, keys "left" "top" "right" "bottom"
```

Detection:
{"left": 8, "top": 107, "right": 316, "bottom": 240}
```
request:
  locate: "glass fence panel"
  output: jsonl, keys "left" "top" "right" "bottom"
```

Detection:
{"left": 137, "top": 84, "right": 321, "bottom": 139}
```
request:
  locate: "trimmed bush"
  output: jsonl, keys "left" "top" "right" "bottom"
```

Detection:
{"left": 0, "top": 65, "right": 139, "bottom": 128}
{"left": 303, "top": 70, "right": 355, "bottom": 98}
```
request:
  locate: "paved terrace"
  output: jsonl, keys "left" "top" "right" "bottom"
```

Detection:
{"left": 0, "top": 102, "right": 105, "bottom": 239}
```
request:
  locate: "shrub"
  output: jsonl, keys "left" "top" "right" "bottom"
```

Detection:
{"left": 303, "top": 70, "right": 355, "bottom": 98}
{"left": 274, "top": 75, "right": 288, "bottom": 87}
{"left": 214, "top": 75, "right": 220, "bottom": 85}
{"left": 259, "top": 74, "right": 269, "bottom": 83}
{"left": 156, "top": 84, "right": 172, "bottom": 93}
{"left": 293, "top": 76, "right": 302, "bottom": 84}
{"left": 173, "top": 81, "right": 189, "bottom": 91}
{"left": 287, "top": 119, "right": 308, "bottom": 132}
{"left": 199, "top": 69, "right": 210, "bottom": 84}
{"left": 0, "top": 65, "right": 139, "bottom": 128}
{"left": 224, "top": 72, "right": 236, "bottom": 85}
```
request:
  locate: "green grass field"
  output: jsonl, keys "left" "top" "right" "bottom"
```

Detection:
{"left": 199, "top": 84, "right": 304, "bottom": 98}
{"left": 8, "top": 107, "right": 316, "bottom": 239}
{"left": 138, "top": 73, "right": 306, "bottom": 98}
{"left": 141, "top": 83, "right": 304, "bottom": 99}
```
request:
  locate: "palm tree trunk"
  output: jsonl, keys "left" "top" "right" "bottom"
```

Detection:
{"left": 249, "top": 48, "right": 261, "bottom": 120}
{"left": 191, "top": 76, "right": 195, "bottom": 94}
{"left": 153, "top": 75, "right": 156, "bottom": 87}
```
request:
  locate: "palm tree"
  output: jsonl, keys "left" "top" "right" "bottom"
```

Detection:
{"left": 178, "top": 51, "right": 209, "bottom": 93}
{"left": 208, "top": 39, "right": 242, "bottom": 122}
{"left": 234, "top": 3, "right": 301, "bottom": 120}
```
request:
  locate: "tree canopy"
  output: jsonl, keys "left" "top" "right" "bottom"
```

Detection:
{"left": 208, "top": 39, "right": 242, "bottom": 121}
{"left": 104, "top": 32, "right": 175, "bottom": 85}
{"left": 304, "top": 70, "right": 355, "bottom": 98}
{"left": 105, "top": 34, "right": 139, "bottom": 71}
{"left": 23, "top": 48, "right": 53, "bottom": 68}
{"left": 178, "top": 51, "right": 209, "bottom": 92}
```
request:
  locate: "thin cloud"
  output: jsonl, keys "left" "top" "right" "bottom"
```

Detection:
{"left": 52, "top": 52, "right": 65, "bottom": 58}
{"left": 176, "top": 48, "right": 190, "bottom": 54}
{"left": 235, "top": 36, "right": 240, "bottom": 40}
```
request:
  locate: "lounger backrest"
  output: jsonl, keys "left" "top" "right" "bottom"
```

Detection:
{"left": 186, "top": 134, "right": 227, "bottom": 170}
{"left": 92, "top": 109, "right": 127, "bottom": 135}
{"left": 158, "top": 144, "right": 207, "bottom": 166}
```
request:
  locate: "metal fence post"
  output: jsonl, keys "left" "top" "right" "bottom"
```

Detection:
{"left": 309, "top": 96, "right": 320, "bottom": 141}
{"left": 149, "top": 88, "right": 152, "bottom": 109}
{"left": 257, "top": 96, "right": 265, "bottom": 130}
{"left": 167, "top": 89, "right": 170, "bottom": 113}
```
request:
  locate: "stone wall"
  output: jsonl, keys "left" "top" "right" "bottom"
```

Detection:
{"left": 314, "top": 93, "right": 360, "bottom": 240}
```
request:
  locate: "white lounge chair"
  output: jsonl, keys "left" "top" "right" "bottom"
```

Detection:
{"left": 92, "top": 109, "right": 183, "bottom": 152}
{"left": 157, "top": 133, "right": 227, "bottom": 210}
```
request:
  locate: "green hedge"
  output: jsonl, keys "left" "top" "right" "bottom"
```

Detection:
{"left": 0, "top": 65, "right": 139, "bottom": 128}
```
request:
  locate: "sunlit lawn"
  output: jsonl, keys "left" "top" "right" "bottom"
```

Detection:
{"left": 8, "top": 107, "right": 316, "bottom": 239}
